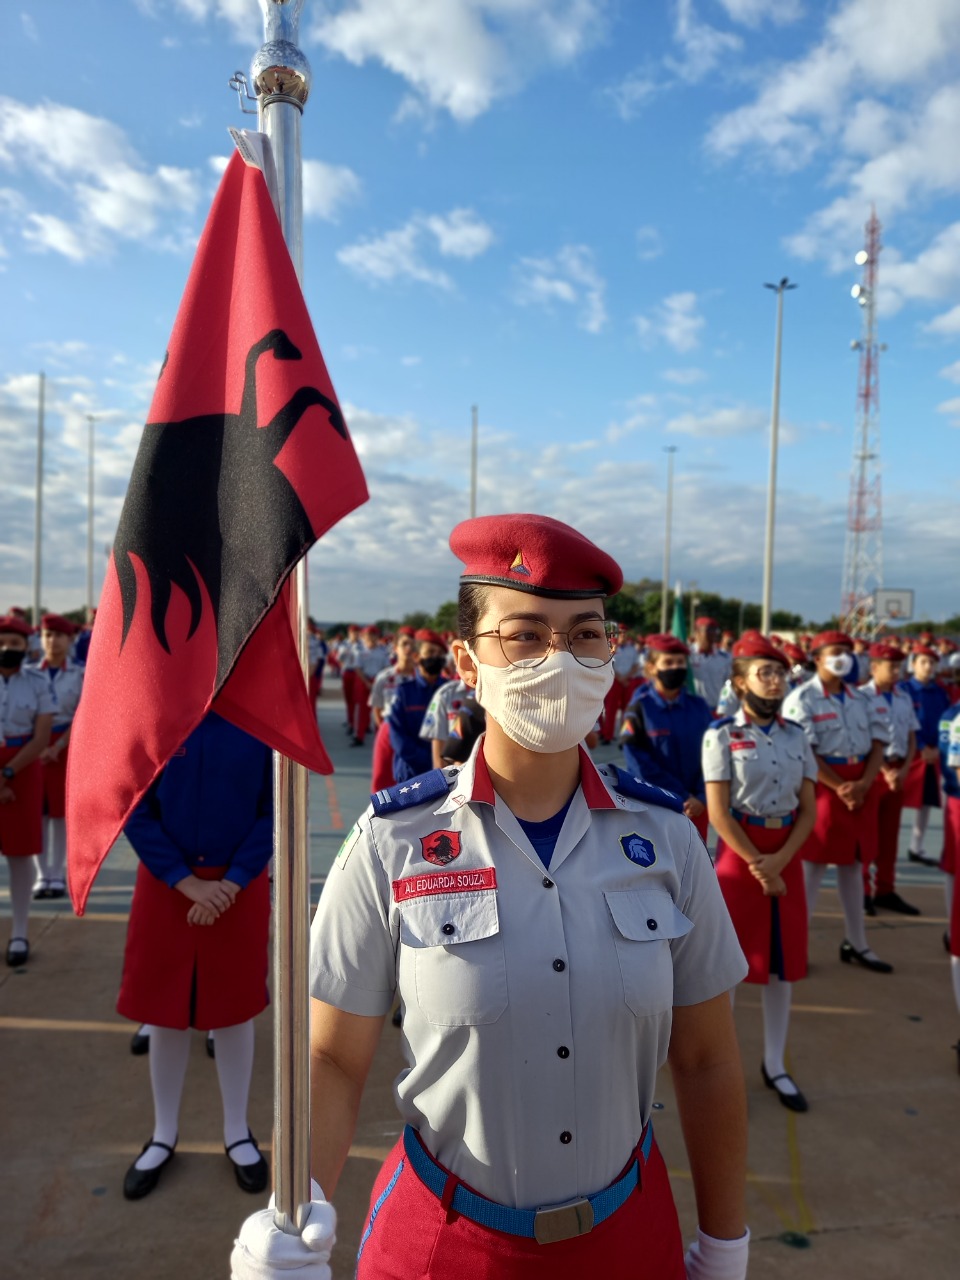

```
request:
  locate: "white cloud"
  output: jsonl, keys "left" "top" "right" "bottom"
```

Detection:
{"left": 717, "top": 0, "right": 803, "bottom": 27}
{"left": 513, "top": 244, "right": 608, "bottom": 333}
{"left": 879, "top": 220, "right": 960, "bottom": 316}
{"left": 666, "top": 404, "right": 769, "bottom": 438}
{"left": 925, "top": 304, "right": 960, "bottom": 337}
{"left": 400, "top": 355, "right": 421, "bottom": 367}
{"left": 936, "top": 396, "right": 960, "bottom": 426}
{"left": 635, "top": 226, "right": 664, "bottom": 260}
{"left": 303, "top": 160, "right": 362, "bottom": 221}
{"left": 141, "top": 0, "right": 259, "bottom": 42}
{"left": 662, "top": 367, "right": 707, "bottom": 385}
{"left": 423, "top": 209, "right": 495, "bottom": 258}
{"left": 21, "top": 12, "right": 39, "bottom": 41}
{"left": 635, "top": 291, "right": 705, "bottom": 352}
{"left": 939, "top": 360, "right": 960, "bottom": 383}
{"left": 667, "top": 0, "right": 742, "bottom": 84}
{"left": 337, "top": 208, "right": 493, "bottom": 289}
{"left": 606, "top": 71, "right": 660, "bottom": 121}
{"left": 310, "top": 0, "right": 606, "bottom": 122}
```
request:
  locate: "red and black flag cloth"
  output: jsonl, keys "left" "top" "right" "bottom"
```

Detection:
{"left": 67, "top": 150, "right": 368, "bottom": 914}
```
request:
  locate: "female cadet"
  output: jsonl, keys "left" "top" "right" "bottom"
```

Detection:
{"left": 0, "top": 614, "right": 54, "bottom": 965}
{"left": 368, "top": 629, "right": 417, "bottom": 793}
{"left": 899, "top": 646, "right": 951, "bottom": 865}
{"left": 385, "top": 629, "right": 448, "bottom": 783}
{"left": 620, "top": 634, "right": 713, "bottom": 842}
{"left": 702, "top": 635, "right": 817, "bottom": 1111}
{"left": 118, "top": 712, "right": 273, "bottom": 1199}
{"left": 782, "top": 631, "right": 893, "bottom": 973}
{"left": 232, "top": 515, "right": 751, "bottom": 1280}
{"left": 30, "top": 614, "right": 85, "bottom": 900}
{"left": 938, "top": 700, "right": 960, "bottom": 1069}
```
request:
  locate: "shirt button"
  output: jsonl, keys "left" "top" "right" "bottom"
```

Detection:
{"left": 542, "top": 877, "right": 554, "bottom": 888}
{"left": 559, "top": 1131, "right": 572, "bottom": 1144}
{"left": 553, "top": 958, "right": 566, "bottom": 972}
{"left": 557, "top": 1046, "right": 570, "bottom": 1059}
{"left": 646, "top": 919, "right": 658, "bottom": 931}
{"left": 441, "top": 923, "right": 455, "bottom": 936}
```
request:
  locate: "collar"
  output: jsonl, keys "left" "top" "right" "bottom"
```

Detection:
{"left": 437, "top": 736, "right": 617, "bottom": 813}
{"left": 733, "top": 705, "right": 785, "bottom": 731}
{"left": 645, "top": 685, "right": 685, "bottom": 710}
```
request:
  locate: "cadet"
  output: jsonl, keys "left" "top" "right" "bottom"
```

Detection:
{"left": 351, "top": 625, "right": 390, "bottom": 747}
{"left": 0, "top": 614, "right": 54, "bottom": 966}
{"left": 689, "top": 616, "right": 732, "bottom": 710}
{"left": 368, "top": 630, "right": 417, "bottom": 792}
{"left": 782, "top": 631, "right": 892, "bottom": 973}
{"left": 899, "top": 645, "right": 951, "bottom": 865}
{"left": 703, "top": 634, "right": 817, "bottom": 1112}
{"left": 384, "top": 629, "right": 448, "bottom": 783}
{"left": 938, "top": 700, "right": 960, "bottom": 1071}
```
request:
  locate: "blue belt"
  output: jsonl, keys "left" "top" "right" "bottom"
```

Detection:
{"left": 2, "top": 735, "right": 30, "bottom": 748}
{"left": 823, "top": 754, "right": 866, "bottom": 765}
{"left": 402, "top": 1124, "right": 653, "bottom": 1245}
{"left": 52, "top": 724, "right": 71, "bottom": 734}
{"left": 732, "top": 809, "right": 796, "bottom": 829}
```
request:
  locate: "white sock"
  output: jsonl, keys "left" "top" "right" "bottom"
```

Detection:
{"left": 213, "top": 1020, "right": 259, "bottom": 1164}
{"left": 952, "top": 957, "right": 960, "bottom": 1017}
{"left": 136, "top": 1026, "right": 191, "bottom": 1170}
{"left": 761, "top": 977, "right": 797, "bottom": 1095}
{"left": 7, "top": 856, "right": 37, "bottom": 940}
{"left": 45, "top": 818, "right": 66, "bottom": 882}
{"left": 945, "top": 873, "right": 954, "bottom": 918}
{"left": 804, "top": 862, "right": 827, "bottom": 921}
{"left": 837, "top": 862, "right": 873, "bottom": 955}
{"left": 911, "top": 806, "right": 931, "bottom": 853}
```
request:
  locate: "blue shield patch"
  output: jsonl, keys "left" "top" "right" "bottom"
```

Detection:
{"left": 620, "top": 833, "right": 656, "bottom": 867}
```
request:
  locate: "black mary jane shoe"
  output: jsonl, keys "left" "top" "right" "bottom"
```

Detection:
{"left": 761, "top": 1063, "right": 808, "bottom": 1113}
{"left": 5, "top": 937, "right": 29, "bottom": 967}
{"left": 839, "top": 940, "right": 893, "bottom": 973}
{"left": 123, "top": 1139, "right": 176, "bottom": 1200}
{"left": 945, "top": 931, "right": 952, "bottom": 955}
{"left": 129, "top": 1029, "right": 150, "bottom": 1056}
{"left": 33, "top": 879, "right": 51, "bottom": 900}
{"left": 863, "top": 894, "right": 876, "bottom": 917}
{"left": 907, "top": 850, "right": 939, "bottom": 867}
{"left": 205, "top": 1032, "right": 216, "bottom": 1060}
{"left": 226, "top": 1132, "right": 269, "bottom": 1194}
{"left": 47, "top": 878, "right": 67, "bottom": 900}
{"left": 953, "top": 1042, "right": 960, "bottom": 1077}
{"left": 872, "top": 891, "right": 920, "bottom": 917}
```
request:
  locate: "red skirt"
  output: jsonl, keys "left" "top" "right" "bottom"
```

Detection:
{"left": 370, "top": 720, "right": 395, "bottom": 793}
{"left": 802, "top": 759, "right": 879, "bottom": 867}
{"left": 715, "top": 818, "right": 807, "bottom": 984}
{"left": 0, "top": 747, "right": 43, "bottom": 858}
{"left": 117, "top": 863, "right": 270, "bottom": 1030}
{"left": 356, "top": 1129, "right": 684, "bottom": 1280}
{"left": 901, "top": 752, "right": 941, "bottom": 810}
{"left": 42, "top": 730, "right": 68, "bottom": 818}
{"left": 942, "top": 795, "right": 960, "bottom": 876}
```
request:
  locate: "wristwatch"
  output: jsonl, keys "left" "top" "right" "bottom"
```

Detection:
{"left": 1, "top": 766, "right": 15, "bottom": 780}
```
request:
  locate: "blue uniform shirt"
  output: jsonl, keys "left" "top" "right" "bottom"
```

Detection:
{"left": 898, "top": 677, "right": 951, "bottom": 748}
{"left": 387, "top": 673, "right": 448, "bottom": 782}
{"left": 939, "top": 703, "right": 960, "bottom": 800}
{"left": 124, "top": 713, "right": 273, "bottom": 890}
{"left": 621, "top": 684, "right": 713, "bottom": 802}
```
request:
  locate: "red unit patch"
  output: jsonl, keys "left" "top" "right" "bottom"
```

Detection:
{"left": 393, "top": 868, "right": 497, "bottom": 901}
{"left": 812, "top": 713, "right": 838, "bottom": 722}
{"left": 421, "top": 830, "right": 462, "bottom": 866}
{"left": 730, "top": 741, "right": 757, "bottom": 751}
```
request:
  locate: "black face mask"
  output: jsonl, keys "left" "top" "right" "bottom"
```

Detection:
{"left": 420, "top": 656, "right": 446, "bottom": 677}
{"left": 743, "top": 690, "right": 783, "bottom": 720}
{"left": 0, "top": 649, "right": 25, "bottom": 672}
{"left": 658, "top": 667, "right": 687, "bottom": 691}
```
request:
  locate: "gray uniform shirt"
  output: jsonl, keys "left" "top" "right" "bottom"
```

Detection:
{"left": 782, "top": 674, "right": 890, "bottom": 761}
{"left": 860, "top": 680, "right": 920, "bottom": 762}
{"left": 25, "top": 661, "right": 84, "bottom": 730}
{"left": 310, "top": 738, "right": 747, "bottom": 1210}
{"left": 0, "top": 667, "right": 55, "bottom": 742}
{"left": 689, "top": 648, "right": 731, "bottom": 710}
{"left": 701, "top": 709, "right": 817, "bottom": 817}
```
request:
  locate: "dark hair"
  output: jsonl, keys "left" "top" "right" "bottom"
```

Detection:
{"left": 458, "top": 583, "right": 493, "bottom": 641}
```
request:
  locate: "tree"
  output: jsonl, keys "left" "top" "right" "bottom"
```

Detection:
{"left": 432, "top": 600, "right": 459, "bottom": 633}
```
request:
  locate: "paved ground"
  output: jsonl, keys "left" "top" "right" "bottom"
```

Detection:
{"left": 1, "top": 678, "right": 957, "bottom": 1279}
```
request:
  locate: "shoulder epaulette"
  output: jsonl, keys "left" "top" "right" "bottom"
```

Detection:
{"left": 609, "top": 766, "right": 685, "bottom": 813}
{"left": 370, "top": 768, "right": 452, "bottom": 816}
{"left": 713, "top": 716, "right": 734, "bottom": 729}
{"left": 782, "top": 716, "right": 804, "bottom": 731}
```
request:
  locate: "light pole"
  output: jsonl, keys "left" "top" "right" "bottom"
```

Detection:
{"left": 86, "top": 413, "right": 98, "bottom": 620}
{"left": 761, "top": 277, "right": 796, "bottom": 635}
{"left": 33, "top": 373, "right": 45, "bottom": 628}
{"left": 469, "top": 404, "right": 478, "bottom": 519}
{"left": 660, "top": 445, "right": 677, "bottom": 633}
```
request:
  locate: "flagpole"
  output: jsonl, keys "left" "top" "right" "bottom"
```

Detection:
{"left": 252, "top": 0, "right": 313, "bottom": 1235}
{"left": 33, "top": 372, "right": 45, "bottom": 627}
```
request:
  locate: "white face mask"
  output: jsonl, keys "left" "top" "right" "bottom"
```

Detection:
{"left": 823, "top": 652, "right": 854, "bottom": 678}
{"left": 465, "top": 646, "right": 614, "bottom": 754}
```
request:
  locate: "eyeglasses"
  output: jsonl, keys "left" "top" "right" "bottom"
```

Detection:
{"left": 752, "top": 665, "right": 787, "bottom": 683}
{"left": 472, "top": 618, "right": 619, "bottom": 669}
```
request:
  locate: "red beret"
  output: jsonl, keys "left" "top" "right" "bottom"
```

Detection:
{"left": 41, "top": 614, "right": 76, "bottom": 636}
{"left": 868, "top": 642, "right": 905, "bottom": 663}
{"left": 415, "top": 629, "right": 446, "bottom": 650}
{"left": 731, "top": 634, "right": 788, "bottom": 666}
{"left": 782, "top": 642, "right": 805, "bottom": 665}
{"left": 694, "top": 616, "right": 719, "bottom": 630}
{"left": 8, "top": 606, "right": 28, "bottom": 619}
{"left": 939, "top": 638, "right": 957, "bottom": 651}
{"left": 810, "top": 629, "right": 853, "bottom": 652}
{"left": 450, "top": 514, "right": 622, "bottom": 600}
{"left": 645, "top": 633, "right": 689, "bottom": 656}
{"left": 0, "top": 614, "right": 33, "bottom": 638}
{"left": 362, "top": 624, "right": 380, "bottom": 636}
{"left": 397, "top": 625, "right": 416, "bottom": 638}
{"left": 919, "top": 631, "right": 934, "bottom": 642}
{"left": 912, "top": 645, "right": 938, "bottom": 660}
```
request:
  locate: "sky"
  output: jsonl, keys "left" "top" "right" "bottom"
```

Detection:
{"left": 1, "top": 0, "right": 959, "bottom": 627}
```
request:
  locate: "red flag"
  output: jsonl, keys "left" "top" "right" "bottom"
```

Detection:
{"left": 67, "top": 151, "right": 368, "bottom": 914}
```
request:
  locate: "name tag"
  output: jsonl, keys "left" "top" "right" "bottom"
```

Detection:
{"left": 393, "top": 868, "right": 498, "bottom": 901}
{"left": 730, "top": 741, "right": 756, "bottom": 751}
{"left": 812, "top": 713, "right": 838, "bottom": 722}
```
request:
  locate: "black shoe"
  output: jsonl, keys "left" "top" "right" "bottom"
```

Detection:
{"left": 47, "top": 878, "right": 66, "bottom": 899}
{"left": 945, "top": 931, "right": 952, "bottom": 955}
{"left": 873, "top": 891, "right": 921, "bottom": 917}
{"left": 350, "top": 737, "right": 364, "bottom": 747}
{"left": 391, "top": 1006, "right": 402, "bottom": 1028}
{"left": 863, "top": 894, "right": 876, "bottom": 917}
{"left": 761, "top": 1062, "right": 808, "bottom": 1113}
{"left": 907, "top": 850, "right": 939, "bottom": 867}
{"left": 123, "top": 1139, "right": 176, "bottom": 1200}
{"left": 839, "top": 940, "right": 893, "bottom": 973}
{"left": 226, "top": 1132, "right": 269, "bottom": 1194}
{"left": 130, "top": 1029, "right": 150, "bottom": 1056}
{"left": 206, "top": 1031, "right": 215, "bottom": 1059}
{"left": 33, "top": 879, "right": 51, "bottom": 900}
{"left": 5, "top": 937, "right": 29, "bottom": 967}
{"left": 953, "top": 1041, "right": 960, "bottom": 1076}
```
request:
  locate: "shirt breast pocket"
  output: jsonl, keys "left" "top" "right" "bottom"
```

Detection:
{"left": 604, "top": 889, "right": 693, "bottom": 1017}
{"left": 400, "top": 894, "right": 508, "bottom": 1027}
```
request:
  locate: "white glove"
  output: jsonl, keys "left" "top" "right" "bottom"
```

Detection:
{"left": 684, "top": 1226, "right": 750, "bottom": 1280}
{"left": 230, "top": 1180, "right": 337, "bottom": 1280}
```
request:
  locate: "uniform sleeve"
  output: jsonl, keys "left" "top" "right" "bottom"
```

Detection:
{"left": 123, "top": 780, "right": 193, "bottom": 889}
{"left": 309, "top": 815, "right": 397, "bottom": 1017}
{"left": 782, "top": 687, "right": 817, "bottom": 750}
{"left": 700, "top": 725, "right": 730, "bottom": 783}
{"left": 865, "top": 690, "right": 892, "bottom": 744}
{"left": 800, "top": 735, "right": 818, "bottom": 783}
{"left": 419, "top": 687, "right": 446, "bottom": 741}
{"left": 33, "top": 675, "right": 56, "bottom": 718}
{"left": 223, "top": 750, "right": 274, "bottom": 889}
{"left": 671, "top": 821, "right": 748, "bottom": 1005}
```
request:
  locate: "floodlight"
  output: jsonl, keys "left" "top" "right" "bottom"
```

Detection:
{"left": 855, "top": 250, "right": 868, "bottom": 265}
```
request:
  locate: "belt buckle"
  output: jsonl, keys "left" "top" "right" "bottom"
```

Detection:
{"left": 766, "top": 817, "right": 783, "bottom": 829}
{"left": 847, "top": 756, "right": 857, "bottom": 765}
{"left": 533, "top": 1198, "right": 595, "bottom": 1245}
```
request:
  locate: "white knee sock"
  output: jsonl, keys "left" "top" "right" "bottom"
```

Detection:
{"left": 911, "top": 806, "right": 931, "bottom": 852}
{"left": 761, "top": 977, "right": 797, "bottom": 1094}
{"left": 7, "top": 856, "right": 36, "bottom": 939}
{"left": 213, "top": 1020, "right": 259, "bottom": 1164}
{"left": 804, "top": 862, "right": 827, "bottom": 921}
{"left": 836, "top": 862, "right": 875, "bottom": 955}
{"left": 136, "top": 1026, "right": 191, "bottom": 1170}
{"left": 44, "top": 818, "right": 66, "bottom": 882}
{"left": 952, "top": 957, "right": 960, "bottom": 1017}
{"left": 945, "top": 873, "right": 954, "bottom": 918}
